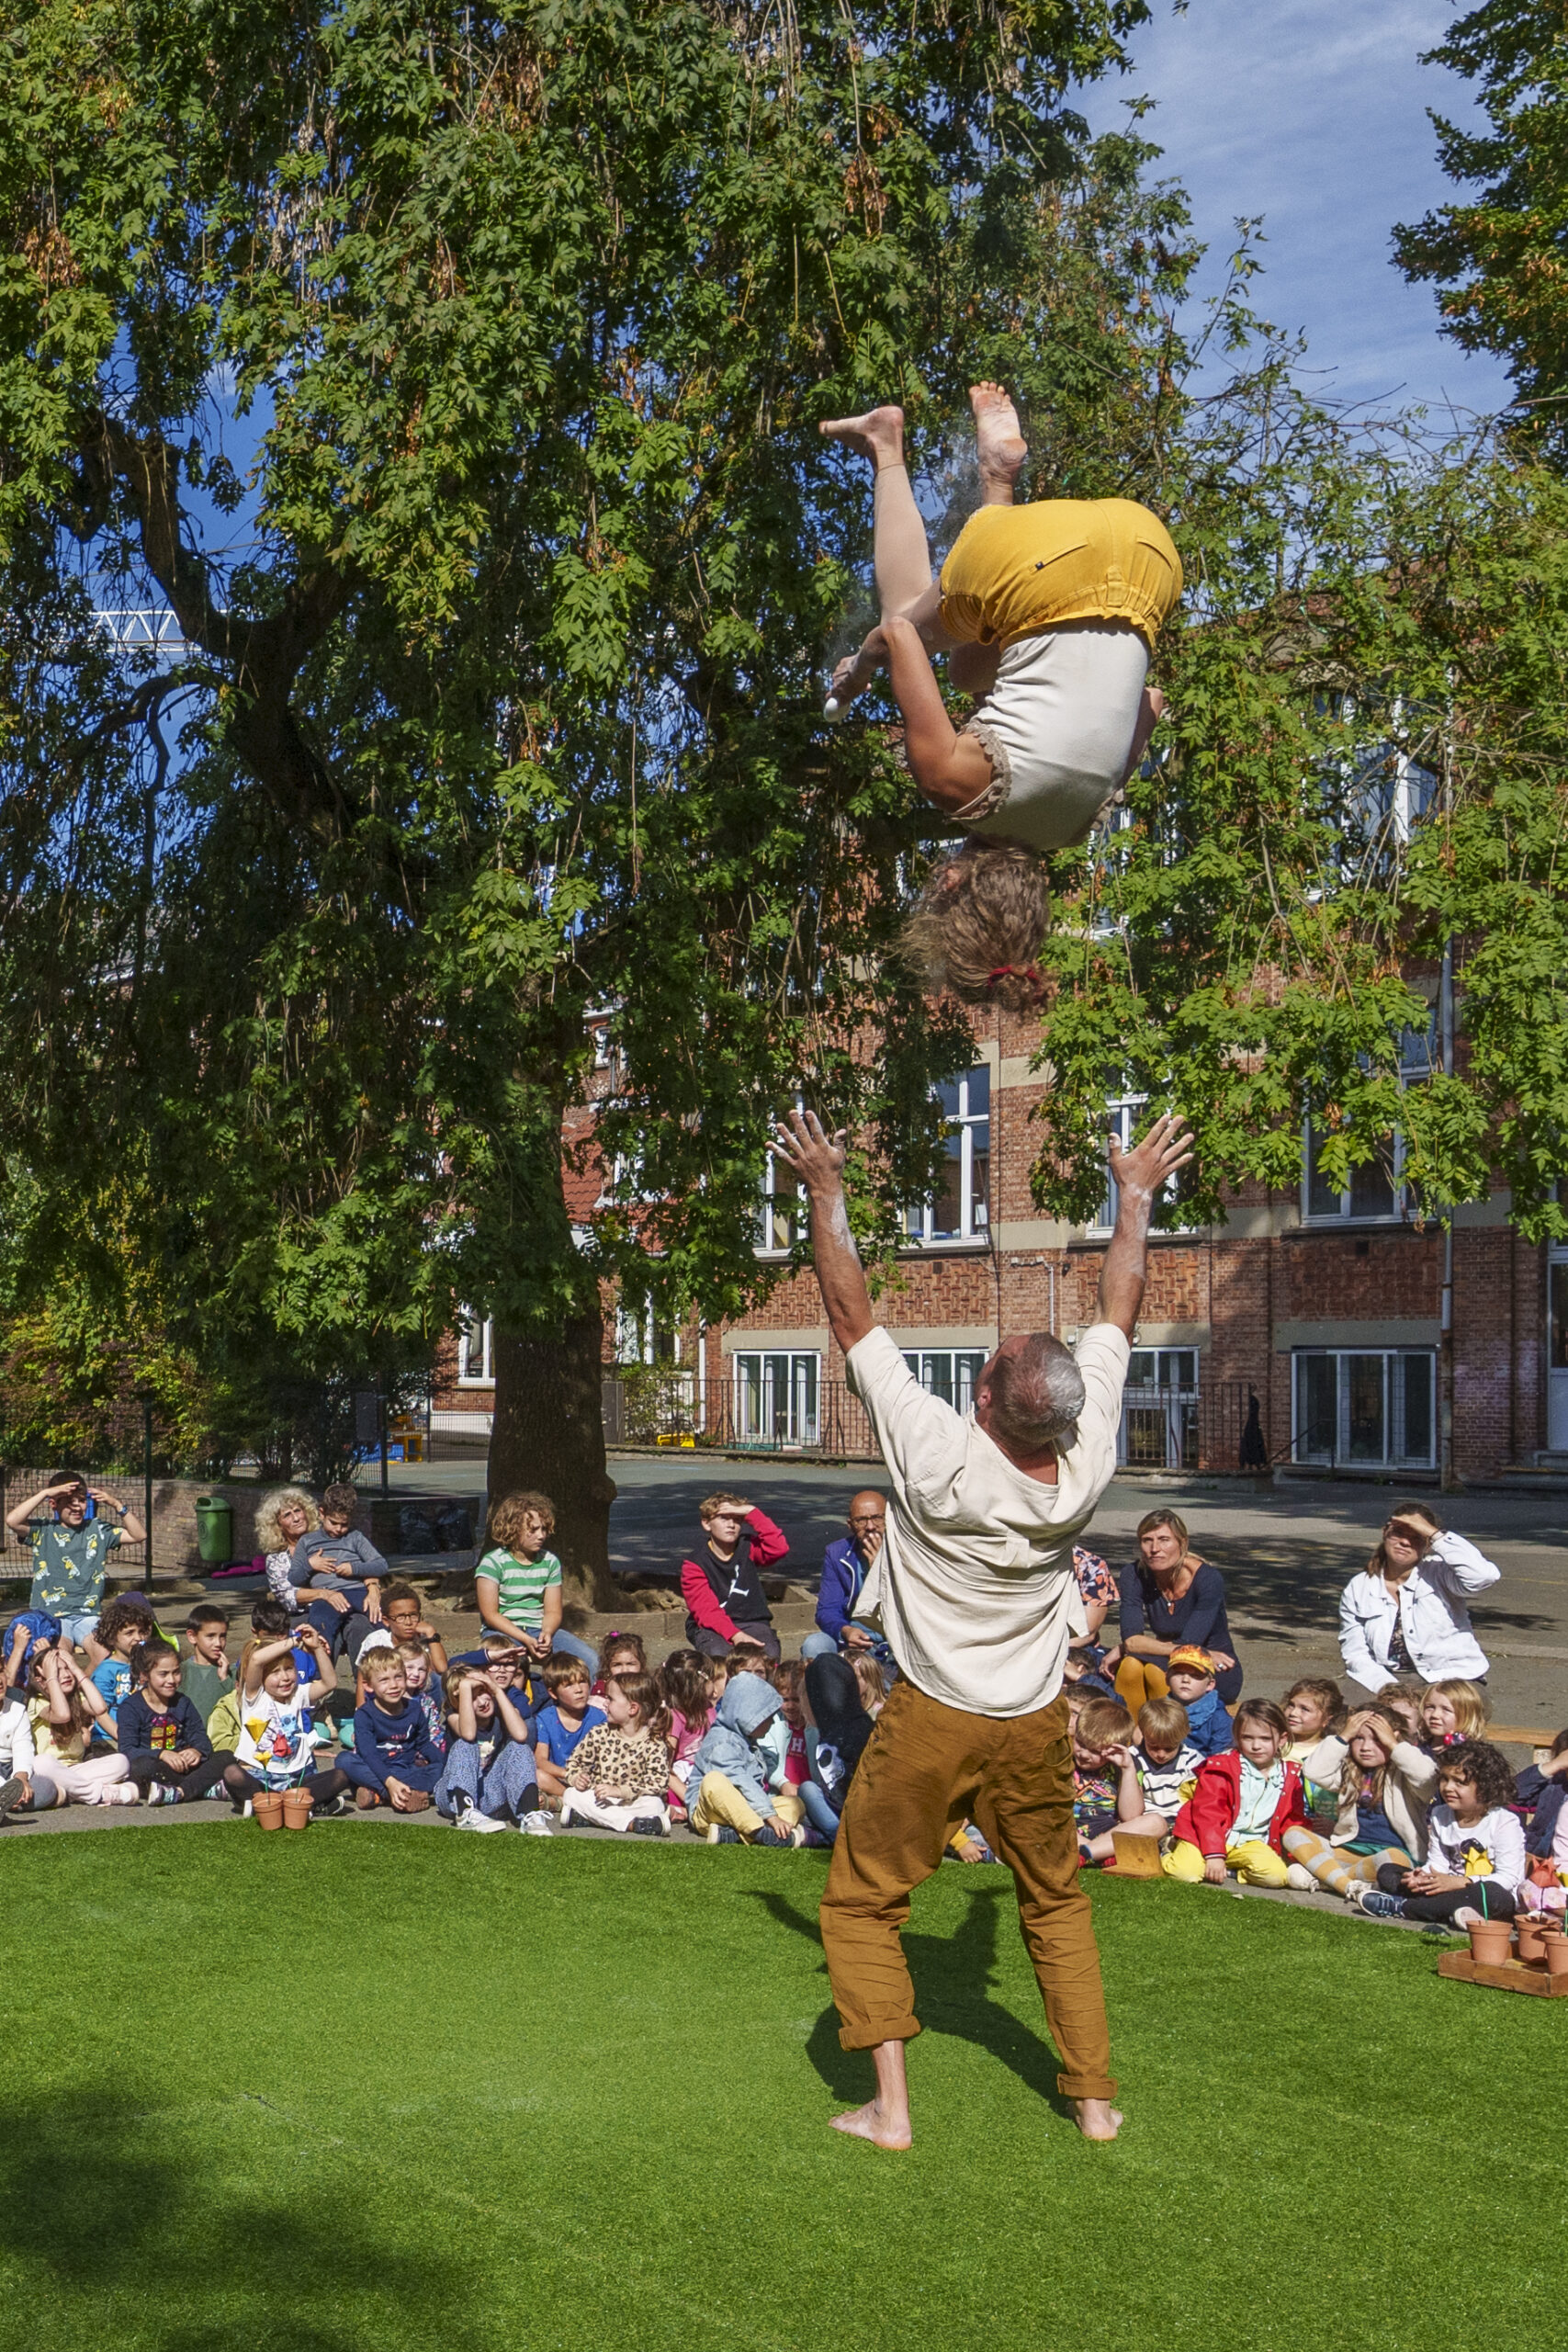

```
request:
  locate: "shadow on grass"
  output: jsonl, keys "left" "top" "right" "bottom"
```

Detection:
{"left": 0, "top": 2090, "right": 480, "bottom": 2351}
{"left": 748, "top": 1883, "right": 1076, "bottom": 2123}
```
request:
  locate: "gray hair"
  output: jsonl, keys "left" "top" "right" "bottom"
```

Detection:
{"left": 984, "top": 1335, "right": 1086, "bottom": 1452}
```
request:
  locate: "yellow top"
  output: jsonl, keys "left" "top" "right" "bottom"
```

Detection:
{"left": 939, "top": 496, "right": 1183, "bottom": 653}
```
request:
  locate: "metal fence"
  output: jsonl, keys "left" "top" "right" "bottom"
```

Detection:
{"left": 603, "top": 1373, "right": 881, "bottom": 1461}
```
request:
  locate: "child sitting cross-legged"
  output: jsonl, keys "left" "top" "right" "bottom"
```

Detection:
{"left": 340, "top": 1645, "right": 446, "bottom": 1813}
{"left": 26, "top": 1645, "right": 137, "bottom": 1805}
{"left": 1163, "top": 1645, "right": 1233, "bottom": 1757}
{"left": 380, "top": 1579, "right": 450, "bottom": 1679}
{"left": 397, "top": 1639, "right": 446, "bottom": 1751}
{"left": 558, "top": 1668, "right": 673, "bottom": 1837}
{"left": 1418, "top": 1678, "right": 1490, "bottom": 1753}
{"left": 435, "top": 1662, "right": 550, "bottom": 1835}
{"left": 118, "top": 1640, "right": 243, "bottom": 1805}
{"left": 88, "top": 1595, "right": 158, "bottom": 1741}
{"left": 658, "top": 1646, "right": 714, "bottom": 1820}
{"left": 1162, "top": 1698, "right": 1304, "bottom": 1886}
{"left": 1354, "top": 1738, "right": 1525, "bottom": 1926}
{"left": 180, "top": 1604, "right": 235, "bottom": 1722}
{"left": 686, "top": 1668, "right": 807, "bottom": 1847}
{"left": 1281, "top": 1678, "right": 1347, "bottom": 1820}
{"left": 231, "top": 1629, "right": 353, "bottom": 1815}
{"left": 1279, "top": 1705, "right": 1438, "bottom": 1898}
{"left": 1127, "top": 1694, "right": 1202, "bottom": 1829}
{"left": 533, "top": 1650, "right": 605, "bottom": 1809}
{"left": 1072, "top": 1697, "right": 1170, "bottom": 1863}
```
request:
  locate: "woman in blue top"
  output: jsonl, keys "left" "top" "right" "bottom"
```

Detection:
{"left": 1103, "top": 1508, "right": 1242, "bottom": 1713}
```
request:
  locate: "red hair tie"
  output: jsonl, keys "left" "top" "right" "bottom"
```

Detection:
{"left": 985, "top": 963, "right": 1043, "bottom": 995}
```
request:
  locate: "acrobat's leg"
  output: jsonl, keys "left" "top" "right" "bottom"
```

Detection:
{"left": 818, "top": 404, "right": 933, "bottom": 623}
{"left": 949, "top": 383, "right": 1028, "bottom": 699}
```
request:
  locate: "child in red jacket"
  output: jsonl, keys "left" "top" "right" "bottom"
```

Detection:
{"left": 679, "top": 1492, "right": 789, "bottom": 1661}
{"left": 1162, "top": 1698, "right": 1304, "bottom": 1887}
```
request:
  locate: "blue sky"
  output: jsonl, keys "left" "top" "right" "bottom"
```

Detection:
{"left": 1083, "top": 0, "right": 1515, "bottom": 420}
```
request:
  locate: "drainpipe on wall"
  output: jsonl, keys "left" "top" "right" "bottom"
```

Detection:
{"left": 1439, "top": 936, "right": 1457, "bottom": 1491}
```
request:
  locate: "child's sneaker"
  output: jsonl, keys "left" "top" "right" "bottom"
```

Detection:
{"left": 1283, "top": 1863, "right": 1316, "bottom": 1891}
{"left": 106, "top": 1783, "right": 141, "bottom": 1806}
{"left": 0, "top": 1772, "right": 28, "bottom": 1824}
{"left": 705, "top": 1824, "right": 741, "bottom": 1844}
{"left": 519, "top": 1810, "right": 554, "bottom": 1837}
{"left": 455, "top": 1807, "right": 509, "bottom": 1833}
{"left": 143, "top": 1783, "right": 181, "bottom": 1807}
{"left": 1355, "top": 1888, "right": 1408, "bottom": 1919}
{"left": 629, "top": 1815, "right": 666, "bottom": 1838}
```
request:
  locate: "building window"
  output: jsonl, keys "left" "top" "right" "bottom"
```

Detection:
{"left": 756, "top": 1150, "right": 806, "bottom": 1256}
{"left": 457, "top": 1312, "right": 493, "bottom": 1386}
{"left": 1303, "top": 1023, "right": 1435, "bottom": 1225}
{"left": 733, "top": 1351, "right": 819, "bottom": 1447}
{"left": 1119, "top": 1348, "right": 1200, "bottom": 1469}
{"left": 615, "top": 1305, "right": 680, "bottom": 1366}
{"left": 1292, "top": 1350, "right": 1435, "bottom": 1469}
{"left": 1094, "top": 1097, "right": 1182, "bottom": 1232}
{"left": 905, "top": 1066, "right": 990, "bottom": 1245}
{"left": 901, "top": 1349, "right": 989, "bottom": 1412}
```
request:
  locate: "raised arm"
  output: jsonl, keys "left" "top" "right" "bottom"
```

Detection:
{"left": 1098, "top": 1113, "right": 1194, "bottom": 1340}
{"left": 771, "top": 1110, "right": 874, "bottom": 1355}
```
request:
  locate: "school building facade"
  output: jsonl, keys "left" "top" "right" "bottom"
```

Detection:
{"left": 431, "top": 1003, "right": 1559, "bottom": 1487}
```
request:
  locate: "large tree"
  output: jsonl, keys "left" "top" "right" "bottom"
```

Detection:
{"left": 0, "top": 0, "right": 1194, "bottom": 1592}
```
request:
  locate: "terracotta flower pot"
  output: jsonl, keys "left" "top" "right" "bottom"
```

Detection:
{"left": 1516, "top": 1914, "right": 1550, "bottom": 1963}
{"left": 1467, "top": 1917, "right": 1513, "bottom": 1966}
{"left": 253, "top": 1791, "right": 285, "bottom": 1831}
{"left": 282, "top": 1789, "right": 313, "bottom": 1831}
{"left": 1544, "top": 1931, "right": 1568, "bottom": 1978}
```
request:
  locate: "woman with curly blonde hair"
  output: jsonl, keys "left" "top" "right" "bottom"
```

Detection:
{"left": 257, "top": 1485, "right": 366, "bottom": 1660}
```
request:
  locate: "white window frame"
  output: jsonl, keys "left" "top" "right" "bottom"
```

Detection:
{"left": 1091, "top": 1097, "right": 1146, "bottom": 1234}
{"left": 732, "top": 1350, "right": 821, "bottom": 1447}
{"left": 1118, "top": 1347, "right": 1201, "bottom": 1470}
{"left": 1302, "top": 1023, "right": 1435, "bottom": 1226}
{"left": 900, "top": 1349, "right": 990, "bottom": 1412}
{"left": 756, "top": 1149, "right": 806, "bottom": 1257}
{"left": 905, "top": 1065, "right": 990, "bottom": 1247}
{"left": 1291, "top": 1348, "right": 1436, "bottom": 1470}
{"left": 457, "top": 1311, "right": 493, "bottom": 1387}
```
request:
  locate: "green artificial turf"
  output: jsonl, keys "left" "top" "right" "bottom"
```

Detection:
{"left": 0, "top": 1823, "right": 1562, "bottom": 2352}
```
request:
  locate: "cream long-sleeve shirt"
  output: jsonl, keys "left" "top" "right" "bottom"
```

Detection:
{"left": 845, "top": 1322, "right": 1130, "bottom": 1717}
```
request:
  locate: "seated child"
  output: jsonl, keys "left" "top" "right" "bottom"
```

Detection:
{"left": 380, "top": 1579, "right": 449, "bottom": 1677}
{"left": 1419, "top": 1678, "right": 1490, "bottom": 1752}
{"left": 1280, "top": 1705, "right": 1438, "bottom": 1896}
{"left": 339, "top": 1647, "right": 445, "bottom": 1812}
{"left": 435, "top": 1662, "right": 549, "bottom": 1834}
{"left": 1162, "top": 1699, "right": 1303, "bottom": 1887}
{"left": 1072, "top": 1697, "right": 1169, "bottom": 1863}
{"left": 231, "top": 1629, "right": 351, "bottom": 1814}
{"left": 5, "top": 1611, "right": 62, "bottom": 1691}
{"left": 474, "top": 1489, "right": 571, "bottom": 1665}
{"left": 592, "top": 1631, "right": 649, "bottom": 1698}
{"left": 685, "top": 1669, "right": 807, "bottom": 1846}
{"left": 1281, "top": 1677, "right": 1347, "bottom": 1818}
{"left": 1126, "top": 1694, "right": 1202, "bottom": 1827}
{"left": 1519, "top": 1733, "right": 1568, "bottom": 1916}
{"left": 288, "top": 1479, "right": 388, "bottom": 1600}
{"left": 1357, "top": 1739, "right": 1525, "bottom": 1925}
{"left": 0, "top": 1651, "right": 51, "bottom": 1819}
{"left": 533, "top": 1650, "right": 606, "bottom": 1807}
{"left": 180, "top": 1604, "right": 234, "bottom": 1721}
{"left": 1372, "top": 1683, "right": 1425, "bottom": 1744}
{"left": 852, "top": 1654, "right": 891, "bottom": 1719}
{"left": 399, "top": 1639, "right": 446, "bottom": 1750}
{"left": 118, "top": 1640, "right": 242, "bottom": 1806}
{"left": 558, "top": 1668, "right": 673, "bottom": 1836}
{"left": 820, "top": 386, "right": 1179, "bottom": 1007}
{"left": 1164, "top": 1645, "right": 1234, "bottom": 1757}
{"left": 26, "top": 1645, "right": 138, "bottom": 1805}
{"left": 250, "top": 1594, "right": 343, "bottom": 1723}
{"left": 88, "top": 1596, "right": 157, "bottom": 1742}
{"left": 657, "top": 1648, "right": 713, "bottom": 1819}
{"left": 798, "top": 1654, "right": 874, "bottom": 1847}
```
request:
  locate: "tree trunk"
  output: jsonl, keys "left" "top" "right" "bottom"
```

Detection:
{"left": 489, "top": 1316, "right": 618, "bottom": 1611}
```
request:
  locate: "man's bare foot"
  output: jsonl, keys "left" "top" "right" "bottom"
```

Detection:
{"left": 830, "top": 2098, "right": 912, "bottom": 2151}
{"left": 970, "top": 381, "right": 1027, "bottom": 496}
{"left": 1075, "top": 2098, "right": 1123, "bottom": 2142}
{"left": 819, "top": 404, "right": 906, "bottom": 470}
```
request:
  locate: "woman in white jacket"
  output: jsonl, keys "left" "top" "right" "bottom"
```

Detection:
{"left": 1338, "top": 1509, "right": 1499, "bottom": 1695}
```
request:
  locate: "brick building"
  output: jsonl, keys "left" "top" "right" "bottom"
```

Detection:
{"left": 432, "top": 1002, "right": 1559, "bottom": 1487}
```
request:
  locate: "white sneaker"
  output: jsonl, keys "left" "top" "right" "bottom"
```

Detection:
{"left": 1284, "top": 1863, "right": 1316, "bottom": 1891}
{"left": 519, "top": 1809, "right": 554, "bottom": 1837}
{"left": 455, "top": 1808, "right": 509, "bottom": 1834}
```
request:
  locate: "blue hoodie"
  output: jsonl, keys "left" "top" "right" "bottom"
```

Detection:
{"left": 1182, "top": 1685, "right": 1235, "bottom": 1758}
{"left": 683, "top": 1672, "right": 782, "bottom": 1821}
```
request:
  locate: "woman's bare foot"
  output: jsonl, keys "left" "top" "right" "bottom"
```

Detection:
{"left": 970, "top": 381, "right": 1028, "bottom": 498}
{"left": 819, "top": 404, "right": 906, "bottom": 470}
{"left": 830, "top": 2098, "right": 913, "bottom": 2151}
{"left": 1075, "top": 2098, "right": 1123, "bottom": 2142}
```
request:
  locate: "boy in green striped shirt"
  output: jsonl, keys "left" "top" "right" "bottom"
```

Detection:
{"left": 475, "top": 1491, "right": 564, "bottom": 1660}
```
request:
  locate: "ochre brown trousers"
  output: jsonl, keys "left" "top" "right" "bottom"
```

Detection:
{"left": 819, "top": 1676, "right": 1115, "bottom": 2101}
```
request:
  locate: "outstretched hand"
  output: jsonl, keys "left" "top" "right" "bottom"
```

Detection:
{"left": 772, "top": 1108, "right": 848, "bottom": 1193}
{"left": 1108, "top": 1111, "right": 1193, "bottom": 1207}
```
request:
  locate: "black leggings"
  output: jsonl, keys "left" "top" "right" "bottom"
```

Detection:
{"left": 1375, "top": 1862, "right": 1517, "bottom": 1922}
{"left": 123, "top": 1748, "right": 241, "bottom": 1800}
{"left": 226, "top": 1764, "right": 351, "bottom": 1807}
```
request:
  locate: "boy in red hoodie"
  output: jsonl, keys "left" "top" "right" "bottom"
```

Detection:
{"left": 1161, "top": 1698, "right": 1303, "bottom": 1886}
{"left": 679, "top": 1492, "right": 789, "bottom": 1661}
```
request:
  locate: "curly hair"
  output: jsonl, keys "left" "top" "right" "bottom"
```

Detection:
{"left": 255, "top": 1486, "right": 320, "bottom": 1555}
{"left": 1437, "top": 1737, "right": 1516, "bottom": 1814}
{"left": 900, "top": 840, "right": 1050, "bottom": 1013}
{"left": 488, "top": 1489, "right": 557, "bottom": 1549}
{"left": 95, "top": 1595, "right": 155, "bottom": 1653}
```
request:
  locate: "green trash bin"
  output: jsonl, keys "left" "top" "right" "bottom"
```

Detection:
{"left": 194, "top": 1494, "right": 233, "bottom": 1566}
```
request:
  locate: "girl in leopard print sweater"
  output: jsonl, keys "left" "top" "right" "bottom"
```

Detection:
{"left": 559, "top": 1670, "right": 672, "bottom": 1838}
